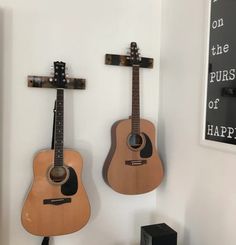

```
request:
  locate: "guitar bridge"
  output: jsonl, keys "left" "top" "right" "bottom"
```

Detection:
{"left": 43, "top": 198, "right": 71, "bottom": 206}
{"left": 125, "top": 160, "right": 147, "bottom": 166}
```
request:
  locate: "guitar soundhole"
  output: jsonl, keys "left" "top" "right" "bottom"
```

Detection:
{"left": 128, "top": 133, "right": 144, "bottom": 150}
{"left": 48, "top": 166, "right": 69, "bottom": 184}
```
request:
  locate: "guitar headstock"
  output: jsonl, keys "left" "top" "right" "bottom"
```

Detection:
{"left": 129, "top": 42, "right": 141, "bottom": 66}
{"left": 52, "top": 61, "right": 66, "bottom": 88}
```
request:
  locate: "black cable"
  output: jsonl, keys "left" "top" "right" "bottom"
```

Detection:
{"left": 41, "top": 100, "right": 56, "bottom": 245}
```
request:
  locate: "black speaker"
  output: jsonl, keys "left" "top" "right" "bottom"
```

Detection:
{"left": 141, "top": 223, "right": 177, "bottom": 245}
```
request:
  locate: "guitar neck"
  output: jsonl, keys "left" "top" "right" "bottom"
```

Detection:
{"left": 54, "top": 89, "right": 64, "bottom": 166}
{"left": 131, "top": 65, "right": 140, "bottom": 134}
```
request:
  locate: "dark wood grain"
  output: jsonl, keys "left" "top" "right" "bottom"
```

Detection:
{"left": 28, "top": 76, "right": 86, "bottom": 89}
{"left": 105, "top": 54, "right": 154, "bottom": 68}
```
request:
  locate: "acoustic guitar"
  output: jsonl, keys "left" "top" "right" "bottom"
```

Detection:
{"left": 21, "top": 62, "right": 90, "bottom": 236}
{"left": 103, "top": 42, "right": 164, "bottom": 195}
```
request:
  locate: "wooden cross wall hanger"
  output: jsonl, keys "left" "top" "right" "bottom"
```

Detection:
{"left": 105, "top": 42, "right": 154, "bottom": 69}
{"left": 28, "top": 61, "right": 86, "bottom": 90}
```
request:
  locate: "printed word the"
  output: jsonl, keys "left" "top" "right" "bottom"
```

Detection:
{"left": 211, "top": 44, "right": 229, "bottom": 56}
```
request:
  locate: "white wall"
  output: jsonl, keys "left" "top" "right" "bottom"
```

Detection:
{"left": 158, "top": 0, "right": 236, "bottom": 245}
{"left": 0, "top": 0, "right": 162, "bottom": 244}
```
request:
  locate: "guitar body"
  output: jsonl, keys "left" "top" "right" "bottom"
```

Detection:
{"left": 103, "top": 118, "right": 163, "bottom": 195}
{"left": 21, "top": 149, "right": 90, "bottom": 236}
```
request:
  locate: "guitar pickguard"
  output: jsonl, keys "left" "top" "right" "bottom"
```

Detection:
{"left": 140, "top": 133, "right": 153, "bottom": 158}
{"left": 61, "top": 167, "right": 78, "bottom": 196}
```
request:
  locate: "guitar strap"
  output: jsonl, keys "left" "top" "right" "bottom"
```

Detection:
{"left": 42, "top": 237, "right": 50, "bottom": 245}
{"left": 41, "top": 100, "right": 56, "bottom": 245}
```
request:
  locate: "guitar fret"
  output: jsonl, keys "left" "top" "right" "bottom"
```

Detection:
{"left": 131, "top": 65, "right": 140, "bottom": 133}
{"left": 54, "top": 88, "right": 64, "bottom": 166}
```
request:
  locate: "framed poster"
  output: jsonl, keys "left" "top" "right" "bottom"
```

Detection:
{"left": 202, "top": 0, "right": 236, "bottom": 152}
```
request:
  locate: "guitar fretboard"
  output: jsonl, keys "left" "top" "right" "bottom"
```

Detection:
{"left": 54, "top": 89, "right": 64, "bottom": 166}
{"left": 132, "top": 65, "right": 140, "bottom": 134}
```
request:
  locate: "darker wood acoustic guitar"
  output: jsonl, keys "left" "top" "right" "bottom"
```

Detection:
{"left": 103, "top": 42, "right": 164, "bottom": 195}
{"left": 21, "top": 62, "right": 90, "bottom": 236}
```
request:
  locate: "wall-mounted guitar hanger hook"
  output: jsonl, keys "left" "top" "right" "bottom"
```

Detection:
{"left": 105, "top": 42, "right": 154, "bottom": 69}
{"left": 27, "top": 61, "right": 86, "bottom": 90}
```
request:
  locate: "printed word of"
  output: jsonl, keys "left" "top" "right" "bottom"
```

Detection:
{"left": 208, "top": 98, "right": 220, "bottom": 109}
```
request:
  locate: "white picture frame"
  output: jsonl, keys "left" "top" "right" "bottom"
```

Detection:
{"left": 200, "top": 0, "right": 236, "bottom": 153}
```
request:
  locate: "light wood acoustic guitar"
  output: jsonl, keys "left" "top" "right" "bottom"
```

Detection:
{"left": 21, "top": 62, "right": 90, "bottom": 236}
{"left": 103, "top": 42, "right": 164, "bottom": 195}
